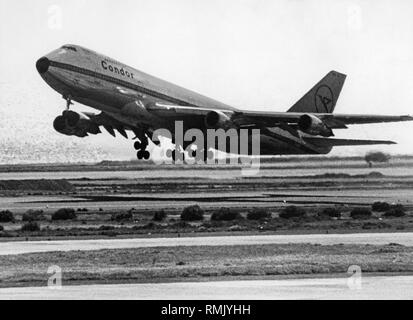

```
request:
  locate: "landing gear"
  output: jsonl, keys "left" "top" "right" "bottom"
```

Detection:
{"left": 64, "top": 94, "right": 73, "bottom": 110}
{"left": 133, "top": 134, "right": 150, "bottom": 160}
{"left": 137, "top": 149, "right": 150, "bottom": 160}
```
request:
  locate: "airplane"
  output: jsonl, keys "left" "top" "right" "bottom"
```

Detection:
{"left": 36, "top": 44, "right": 413, "bottom": 161}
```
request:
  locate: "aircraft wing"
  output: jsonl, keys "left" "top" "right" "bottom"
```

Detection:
{"left": 146, "top": 103, "right": 413, "bottom": 129}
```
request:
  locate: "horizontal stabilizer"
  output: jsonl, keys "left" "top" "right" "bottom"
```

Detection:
{"left": 304, "top": 137, "right": 396, "bottom": 147}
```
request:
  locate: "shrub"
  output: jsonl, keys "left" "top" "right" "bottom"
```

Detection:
{"left": 111, "top": 211, "right": 133, "bottom": 222}
{"left": 153, "top": 210, "right": 167, "bottom": 222}
{"left": 372, "top": 202, "right": 391, "bottom": 212}
{"left": 318, "top": 207, "right": 341, "bottom": 218}
{"left": 21, "top": 222, "right": 40, "bottom": 232}
{"left": 247, "top": 208, "right": 271, "bottom": 220}
{"left": 51, "top": 208, "right": 77, "bottom": 221}
{"left": 0, "top": 210, "right": 14, "bottom": 223}
{"left": 100, "top": 230, "right": 117, "bottom": 237}
{"left": 365, "top": 151, "right": 390, "bottom": 167}
{"left": 350, "top": 207, "right": 372, "bottom": 219}
{"left": 383, "top": 204, "right": 406, "bottom": 217}
{"left": 362, "top": 221, "right": 391, "bottom": 230}
{"left": 172, "top": 221, "right": 190, "bottom": 228}
{"left": 22, "top": 209, "right": 46, "bottom": 222}
{"left": 181, "top": 205, "right": 204, "bottom": 221}
{"left": 279, "top": 206, "right": 306, "bottom": 219}
{"left": 211, "top": 208, "right": 242, "bottom": 221}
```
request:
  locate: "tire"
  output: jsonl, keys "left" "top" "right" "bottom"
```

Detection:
{"left": 142, "top": 150, "right": 150, "bottom": 160}
{"left": 134, "top": 141, "right": 142, "bottom": 150}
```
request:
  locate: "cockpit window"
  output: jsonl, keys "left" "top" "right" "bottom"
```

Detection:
{"left": 61, "top": 45, "right": 77, "bottom": 52}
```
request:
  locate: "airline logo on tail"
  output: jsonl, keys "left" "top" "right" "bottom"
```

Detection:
{"left": 315, "top": 85, "right": 334, "bottom": 113}
{"left": 287, "top": 70, "right": 346, "bottom": 114}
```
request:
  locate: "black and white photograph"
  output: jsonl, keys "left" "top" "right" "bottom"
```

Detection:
{"left": 1, "top": 0, "right": 413, "bottom": 305}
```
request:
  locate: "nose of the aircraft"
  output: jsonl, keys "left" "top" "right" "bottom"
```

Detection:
{"left": 36, "top": 57, "right": 50, "bottom": 74}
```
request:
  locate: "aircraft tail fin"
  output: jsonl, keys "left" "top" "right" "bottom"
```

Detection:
{"left": 287, "top": 71, "right": 346, "bottom": 114}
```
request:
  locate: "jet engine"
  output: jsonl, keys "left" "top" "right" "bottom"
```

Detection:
{"left": 204, "top": 111, "right": 233, "bottom": 129}
{"left": 298, "top": 114, "right": 333, "bottom": 137}
{"left": 53, "top": 111, "right": 101, "bottom": 137}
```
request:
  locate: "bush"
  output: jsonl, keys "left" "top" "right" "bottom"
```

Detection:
{"left": 181, "top": 205, "right": 204, "bottom": 221}
{"left": 211, "top": 208, "right": 242, "bottom": 221}
{"left": 22, "top": 209, "right": 46, "bottom": 222}
{"left": 51, "top": 208, "right": 77, "bottom": 221}
{"left": 279, "top": 206, "right": 306, "bottom": 219}
{"left": 383, "top": 204, "right": 406, "bottom": 217}
{"left": 365, "top": 151, "right": 390, "bottom": 167}
{"left": 362, "top": 221, "right": 391, "bottom": 230}
{"left": 153, "top": 210, "right": 167, "bottom": 222}
{"left": 247, "top": 208, "right": 271, "bottom": 220}
{"left": 372, "top": 202, "right": 391, "bottom": 212}
{"left": 111, "top": 211, "right": 133, "bottom": 222}
{"left": 350, "top": 207, "right": 372, "bottom": 219}
{"left": 172, "top": 221, "right": 190, "bottom": 228}
{"left": 318, "top": 207, "right": 341, "bottom": 218}
{"left": 0, "top": 210, "right": 14, "bottom": 223}
{"left": 21, "top": 222, "right": 40, "bottom": 232}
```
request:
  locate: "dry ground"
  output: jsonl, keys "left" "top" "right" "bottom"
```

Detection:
{"left": 0, "top": 243, "right": 412, "bottom": 287}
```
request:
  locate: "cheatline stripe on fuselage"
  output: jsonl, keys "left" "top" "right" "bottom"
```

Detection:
{"left": 49, "top": 60, "right": 197, "bottom": 108}
{"left": 49, "top": 61, "right": 321, "bottom": 154}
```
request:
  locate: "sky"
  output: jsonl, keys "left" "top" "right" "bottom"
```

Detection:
{"left": 1, "top": 0, "right": 413, "bottom": 163}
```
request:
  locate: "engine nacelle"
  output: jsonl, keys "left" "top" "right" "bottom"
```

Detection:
{"left": 205, "top": 111, "right": 233, "bottom": 129}
{"left": 298, "top": 114, "right": 333, "bottom": 137}
{"left": 53, "top": 111, "right": 100, "bottom": 137}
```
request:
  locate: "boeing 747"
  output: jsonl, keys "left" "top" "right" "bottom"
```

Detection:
{"left": 36, "top": 44, "right": 413, "bottom": 160}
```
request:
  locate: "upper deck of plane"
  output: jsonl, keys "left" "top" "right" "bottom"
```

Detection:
{"left": 37, "top": 44, "right": 236, "bottom": 111}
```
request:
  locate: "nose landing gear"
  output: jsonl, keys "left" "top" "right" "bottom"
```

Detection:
{"left": 64, "top": 95, "right": 74, "bottom": 110}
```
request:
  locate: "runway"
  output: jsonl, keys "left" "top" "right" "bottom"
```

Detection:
{"left": 0, "top": 275, "right": 412, "bottom": 299}
{"left": 0, "top": 232, "right": 412, "bottom": 255}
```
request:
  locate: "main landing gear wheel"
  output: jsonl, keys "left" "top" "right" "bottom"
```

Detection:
{"left": 137, "top": 149, "right": 150, "bottom": 160}
{"left": 134, "top": 137, "right": 150, "bottom": 160}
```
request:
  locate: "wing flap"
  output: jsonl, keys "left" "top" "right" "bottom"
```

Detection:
{"left": 304, "top": 137, "right": 396, "bottom": 147}
{"left": 232, "top": 112, "right": 413, "bottom": 127}
{"left": 323, "top": 114, "right": 413, "bottom": 125}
